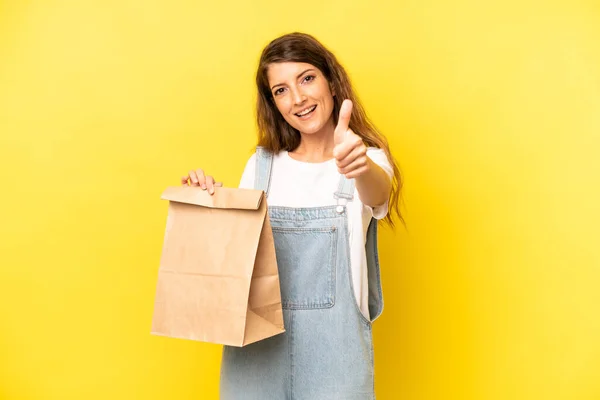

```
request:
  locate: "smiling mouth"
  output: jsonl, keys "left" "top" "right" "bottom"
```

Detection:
{"left": 295, "top": 105, "right": 317, "bottom": 117}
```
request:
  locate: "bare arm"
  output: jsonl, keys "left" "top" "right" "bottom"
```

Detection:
{"left": 354, "top": 157, "right": 392, "bottom": 207}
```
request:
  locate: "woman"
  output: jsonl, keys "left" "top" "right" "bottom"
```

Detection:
{"left": 182, "top": 32, "right": 402, "bottom": 400}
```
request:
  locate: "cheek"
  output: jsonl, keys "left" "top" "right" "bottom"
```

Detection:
{"left": 320, "top": 86, "right": 334, "bottom": 106}
{"left": 322, "top": 92, "right": 335, "bottom": 114}
{"left": 274, "top": 98, "right": 291, "bottom": 115}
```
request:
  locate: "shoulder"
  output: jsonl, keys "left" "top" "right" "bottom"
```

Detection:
{"left": 239, "top": 149, "right": 287, "bottom": 189}
{"left": 238, "top": 153, "right": 257, "bottom": 189}
{"left": 245, "top": 152, "right": 257, "bottom": 167}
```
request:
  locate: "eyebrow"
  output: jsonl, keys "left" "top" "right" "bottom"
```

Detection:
{"left": 270, "top": 68, "right": 316, "bottom": 91}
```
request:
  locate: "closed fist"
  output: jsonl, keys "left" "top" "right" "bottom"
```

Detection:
{"left": 332, "top": 100, "right": 369, "bottom": 179}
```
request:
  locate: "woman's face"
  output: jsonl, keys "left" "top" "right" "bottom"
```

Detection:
{"left": 267, "top": 62, "right": 335, "bottom": 136}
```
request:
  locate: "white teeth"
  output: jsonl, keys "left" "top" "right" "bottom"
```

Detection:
{"left": 296, "top": 105, "right": 316, "bottom": 116}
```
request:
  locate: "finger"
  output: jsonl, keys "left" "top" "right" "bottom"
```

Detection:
{"left": 334, "top": 99, "right": 353, "bottom": 145}
{"left": 344, "top": 165, "right": 369, "bottom": 179}
{"left": 333, "top": 129, "right": 361, "bottom": 161}
{"left": 205, "top": 175, "right": 215, "bottom": 195}
{"left": 195, "top": 169, "right": 207, "bottom": 189}
{"left": 188, "top": 170, "right": 199, "bottom": 186}
{"left": 336, "top": 144, "right": 367, "bottom": 169}
{"left": 181, "top": 176, "right": 190, "bottom": 186}
{"left": 338, "top": 155, "right": 369, "bottom": 176}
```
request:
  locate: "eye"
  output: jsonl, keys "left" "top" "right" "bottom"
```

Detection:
{"left": 303, "top": 75, "right": 315, "bottom": 83}
{"left": 273, "top": 87, "right": 286, "bottom": 96}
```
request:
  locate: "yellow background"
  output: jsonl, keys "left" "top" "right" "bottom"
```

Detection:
{"left": 1, "top": 0, "right": 599, "bottom": 399}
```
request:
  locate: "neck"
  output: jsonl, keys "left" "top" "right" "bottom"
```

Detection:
{"left": 290, "top": 118, "right": 336, "bottom": 163}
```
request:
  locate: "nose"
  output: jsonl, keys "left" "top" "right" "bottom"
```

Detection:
{"left": 290, "top": 87, "right": 306, "bottom": 105}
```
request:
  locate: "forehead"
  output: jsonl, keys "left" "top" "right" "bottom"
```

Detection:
{"left": 267, "top": 62, "right": 321, "bottom": 84}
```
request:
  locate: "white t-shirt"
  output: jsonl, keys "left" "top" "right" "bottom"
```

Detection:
{"left": 239, "top": 148, "right": 393, "bottom": 319}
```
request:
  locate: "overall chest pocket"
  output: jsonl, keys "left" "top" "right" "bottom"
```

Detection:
{"left": 271, "top": 226, "right": 337, "bottom": 310}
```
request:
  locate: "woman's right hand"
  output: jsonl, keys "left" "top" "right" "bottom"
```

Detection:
{"left": 181, "top": 169, "right": 223, "bottom": 195}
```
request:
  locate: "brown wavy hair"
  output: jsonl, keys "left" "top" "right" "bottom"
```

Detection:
{"left": 255, "top": 32, "right": 403, "bottom": 227}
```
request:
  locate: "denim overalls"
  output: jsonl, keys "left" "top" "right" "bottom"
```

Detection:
{"left": 220, "top": 147, "right": 384, "bottom": 400}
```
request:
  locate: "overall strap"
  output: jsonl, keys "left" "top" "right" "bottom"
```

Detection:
{"left": 333, "top": 175, "right": 355, "bottom": 213}
{"left": 254, "top": 146, "right": 274, "bottom": 196}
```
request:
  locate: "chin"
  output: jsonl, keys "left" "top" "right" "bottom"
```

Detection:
{"left": 294, "top": 121, "right": 326, "bottom": 135}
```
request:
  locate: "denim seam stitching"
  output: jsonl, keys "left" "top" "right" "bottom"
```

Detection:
{"left": 290, "top": 310, "right": 295, "bottom": 400}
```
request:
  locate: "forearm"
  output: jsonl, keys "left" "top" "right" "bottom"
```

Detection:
{"left": 354, "top": 157, "right": 392, "bottom": 208}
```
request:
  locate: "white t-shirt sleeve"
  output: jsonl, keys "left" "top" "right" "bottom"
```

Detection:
{"left": 238, "top": 153, "right": 256, "bottom": 189}
{"left": 364, "top": 147, "right": 394, "bottom": 220}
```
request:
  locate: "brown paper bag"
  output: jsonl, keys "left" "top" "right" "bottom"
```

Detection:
{"left": 151, "top": 186, "right": 285, "bottom": 347}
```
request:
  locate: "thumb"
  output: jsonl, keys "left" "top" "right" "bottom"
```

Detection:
{"left": 334, "top": 99, "right": 353, "bottom": 145}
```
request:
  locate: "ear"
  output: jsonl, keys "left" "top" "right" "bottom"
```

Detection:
{"left": 330, "top": 83, "right": 336, "bottom": 97}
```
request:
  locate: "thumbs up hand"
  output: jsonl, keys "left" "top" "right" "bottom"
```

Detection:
{"left": 333, "top": 99, "right": 370, "bottom": 179}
